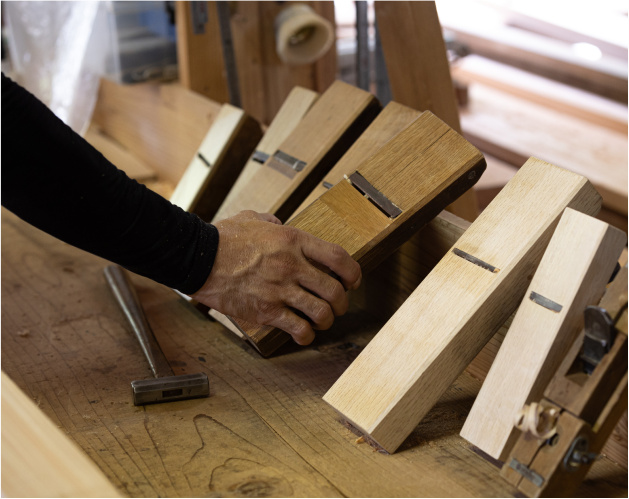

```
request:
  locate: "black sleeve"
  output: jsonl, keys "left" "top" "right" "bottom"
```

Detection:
{"left": 1, "top": 74, "right": 219, "bottom": 294}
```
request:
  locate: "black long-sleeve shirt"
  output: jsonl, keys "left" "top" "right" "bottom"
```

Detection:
{"left": 1, "top": 74, "right": 219, "bottom": 294}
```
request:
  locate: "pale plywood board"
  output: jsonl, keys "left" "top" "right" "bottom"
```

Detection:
{"left": 84, "top": 125, "right": 156, "bottom": 182}
{"left": 461, "top": 208, "right": 626, "bottom": 460}
{"left": 323, "top": 157, "right": 602, "bottom": 453}
{"left": 461, "top": 82, "right": 627, "bottom": 215}
{"left": 292, "top": 102, "right": 422, "bottom": 217}
{"left": 213, "top": 86, "right": 319, "bottom": 222}
{"left": 1, "top": 371, "right": 121, "bottom": 498}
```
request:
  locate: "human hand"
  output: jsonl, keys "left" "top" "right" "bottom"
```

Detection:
{"left": 191, "top": 210, "right": 362, "bottom": 345}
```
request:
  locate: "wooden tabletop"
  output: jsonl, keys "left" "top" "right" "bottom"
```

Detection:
{"left": 2, "top": 208, "right": 626, "bottom": 497}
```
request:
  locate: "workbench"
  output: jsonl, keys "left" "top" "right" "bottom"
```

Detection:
{"left": 2, "top": 207, "right": 626, "bottom": 497}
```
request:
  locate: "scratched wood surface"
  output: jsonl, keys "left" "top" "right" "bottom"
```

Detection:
{"left": 1, "top": 208, "right": 626, "bottom": 497}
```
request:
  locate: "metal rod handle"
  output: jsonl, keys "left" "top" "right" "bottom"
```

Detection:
{"left": 104, "top": 265, "right": 174, "bottom": 378}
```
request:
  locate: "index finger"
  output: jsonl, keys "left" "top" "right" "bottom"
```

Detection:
{"left": 300, "top": 233, "right": 361, "bottom": 290}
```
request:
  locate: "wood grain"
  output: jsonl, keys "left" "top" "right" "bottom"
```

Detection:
{"left": 213, "top": 86, "right": 319, "bottom": 222}
{"left": 461, "top": 208, "right": 626, "bottom": 460}
{"left": 170, "top": 104, "right": 261, "bottom": 222}
{"left": 226, "top": 80, "right": 380, "bottom": 223}
{"left": 2, "top": 371, "right": 121, "bottom": 497}
{"left": 91, "top": 79, "right": 222, "bottom": 185}
{"left": 232, "top": 111, "right": 485, "bottom": 356}
{"left": 375, "top": 1, "right": 479, "bottom": 222}
{"left": 293, "top": 101, "right": 422, "bottom": 216}
{"left": 324, "top": 158, "right": 602, "bottom": 453}
{"left": 2, "top": 208, "right": 625, "bottom": 497}
{"left": 461, "top": 83, "right": 628, "bottom": 216}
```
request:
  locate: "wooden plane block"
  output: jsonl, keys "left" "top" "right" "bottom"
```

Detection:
{"left": 170, "top": 104, "right": 262, "bottom": 221}
{"left": 1, "top": 372, "right": 121, "bottom": 497}
{"left": 230, "top": 111, "right": 486, "bottom": 356}
{"left": 323, "top": 157, "right": 602, "bottom": 454}
{"left": 227, "top": 80, "right": 380, "bottom": 223}
{"left": 293, "top": 101, "right": 422, "bottom": 216}
{"left": 460, "top": 208, "right": 626, "bottom": 461}
{"left": 213, "top": 86, "right": 319, "bottom": 222}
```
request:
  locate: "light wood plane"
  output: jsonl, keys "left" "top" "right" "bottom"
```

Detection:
{"left": 229, "top": 111, "right": 486, "bottom": 356}
{"left": 461, "top": 208, "right": 626, "bottom": 460}
{"left": 323, "top": 157, "right": 602, "bottom": 453}
{"left": 223, "top": 80, "right": 380, "bottom": 223}
{"left": 170, "top": 104, "right": 262, "bottom": 221}
{"left": 1, "top": 372, "right": 121, "bottom": 497}
{"left": 213, "top": 86, "right": 319, "bottom": 222}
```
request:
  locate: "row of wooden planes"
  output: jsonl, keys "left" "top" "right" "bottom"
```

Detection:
{"left": 167, "top": 80, "right": 628, "bottom": 497}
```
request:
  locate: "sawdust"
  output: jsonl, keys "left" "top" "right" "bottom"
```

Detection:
{"left": 342, "top": 419, "right": 389, "bottom": 454}
{"left": 16, "top": 329, "right": 29, "bottom": 337}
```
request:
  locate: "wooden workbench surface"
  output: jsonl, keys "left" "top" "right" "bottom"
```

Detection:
{"left": 2, "top": 208, "right": 626, "bottom": 498}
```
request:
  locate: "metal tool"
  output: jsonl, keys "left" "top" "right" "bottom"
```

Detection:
{"left": 104, "top": 265, "right": 210, "bottom": 406}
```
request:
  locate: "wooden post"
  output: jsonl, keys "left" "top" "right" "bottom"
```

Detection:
{"left": 375, "top": 1, "right": 479, "bottom": 222}
{"left": 323, "top": 158, "right": 602, "bottom": 453}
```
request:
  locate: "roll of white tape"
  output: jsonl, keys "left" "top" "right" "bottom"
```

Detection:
{"left": 275, "top": 4, "right": 334, "bottom": 66}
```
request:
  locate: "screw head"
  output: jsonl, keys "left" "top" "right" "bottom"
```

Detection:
{"left": 468, "top": 171, "right": 477, "bottom": 180}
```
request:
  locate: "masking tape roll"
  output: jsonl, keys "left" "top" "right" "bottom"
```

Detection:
{"left": 275, "top": 4, "right": 334, "bottom": 66}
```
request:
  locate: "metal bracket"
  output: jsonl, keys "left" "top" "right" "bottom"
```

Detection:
{"left": 563, "top": 436, "right": 597, "bottom": 472}
{"left": 347, "top": 172, "right": 402, "bottom": 218}
{"left": 580, "top": 306, "right": 616, "bottom": 371}
{"left": 452, "top": 248, "right": 499, "bottom": 273}
{"left": 251, "top": 150, "right": 270, "bottom": 164}
{"left": 530, "top": 291, "right": 563, "bottom": 313}
{"left": 508, "top": 458, "right": 544, "bottom": 487}
{"left": 266, "top": 150, "right": 307, "bottom": 179}
{"left": 197, "top": 152, "right": 211, "bottom": 167}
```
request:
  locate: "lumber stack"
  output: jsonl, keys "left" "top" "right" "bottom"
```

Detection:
{"left": 324, "top": 158, "right": 602, "bottom": 453}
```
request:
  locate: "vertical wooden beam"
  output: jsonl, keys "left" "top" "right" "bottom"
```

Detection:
{"left": 176, "top": 1, "right": 230, "bottom": 103}
{"left": 375, "top": 1, "right": 479, "bottom": 221}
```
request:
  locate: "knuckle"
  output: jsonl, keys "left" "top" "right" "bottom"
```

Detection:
{"left": 329, "top": 243, "right": 348, "bottom": 263}
{"left": 291, "top": 320, "right": 311, "bottom": 339}
{"left": 312, "top": 302, "right": 332, "bottom": 325}
{"left": 329, "top": 279, "right": 345, "bottom": 300}
{"left": 255, "top": 300, "right": 279, "bottom": 324}
{"left": 279, "top": 226, "right": 300, "bottom": 245}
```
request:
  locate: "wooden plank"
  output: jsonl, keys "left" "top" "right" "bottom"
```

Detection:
{"left": 1, "top": 371, "right": 121, "bottom": 498}
{"left": 452, "top": 55, "right": 628, "bottom": 135}
{"left": 2, "top": 206, "right": 624, "bottom": 497}
{"left": 170, "top": 104, "right": 262, "bottom": 222}
{"left": 91, "top": 79, "right": 222, "bottom": 185}
{"left": 84, "top": 125, "right": 156, "bottom": 182}
{"left": 461, "top": 208, "right": 626, "bottom": 460}
{"left": 213, "top": 86, "right": 319, "bottom": 222}
{"left": 375, "top": 0, "right": 479, "bottom": 222}
{"left": 293, "top": 101, "right": 422, "bottom": 216}
{"left": 175, "top": 1, "right": 230, "bottom": 103}
{"left": 323, "top": 158, "right": 602, "bottom": 453}
{"left": 437, "top": 0, "right": 628, "bottom": 103}
{"left": 231, "top": 111, "right": 485, "bottom": 356}
{"left": 225, "top": 80, "right": 380, "bottom": 223}
{"left": 460, "top": 83, "right": 628, "bottom": 215}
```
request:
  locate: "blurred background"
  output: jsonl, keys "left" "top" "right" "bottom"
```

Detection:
{"left": 1, "top": 0, "right": 627, "bottom": 231}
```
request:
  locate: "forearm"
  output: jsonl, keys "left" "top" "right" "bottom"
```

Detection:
{"left": 1, "top": 74, "right": 218, "bottom": 294}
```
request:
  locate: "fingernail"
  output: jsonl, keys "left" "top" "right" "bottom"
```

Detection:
{"left": 353, "top": 274, "right": 362, "bottom": 290}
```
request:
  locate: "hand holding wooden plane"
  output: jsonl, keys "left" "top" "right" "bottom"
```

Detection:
{"left": 191, "top": 210, "right": 362, "bottom": 346}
